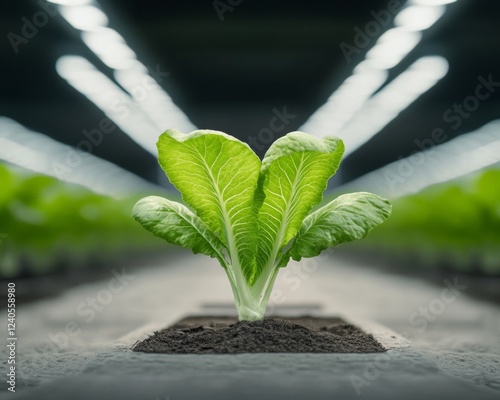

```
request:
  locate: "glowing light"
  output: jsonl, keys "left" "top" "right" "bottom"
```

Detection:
{"left": 338, "top": 56, "right": 449, "bottom": 155}
{"left": 395, "top": 5, "right": 446, "bottom": 31}
{"left": 114, "top": 66, "right": 195, "bottom": 132}
{"left": 57, "top": 56, "right": 159, "bottom": 154}
{"left": 300, "top": 68, "right": 388, "bottom": 135}
{"left": 46, "top": 0, "right": 92, "bottom": 5}
{"left": 82, "top": 29, "right": 137, "bottom": 70}
{"left": 0, "top": 117, "right": 159, "bottom": 197}
{"left": 339, "top": 120, "right": 500, "bottom": 199}
{"left": 301, "top": 0, "right": 453, "bottom": 146}
{"left": 59, "top": 4, "right": 108, "bottom": 31}
{"left": 365, "top": 29, "right": 421, "bottom": 69}
{"left": 56, "top": 1, "right": 197, "bottom": 136}
{"left": 410, "top": 0, "right": 457, "bottom": 6}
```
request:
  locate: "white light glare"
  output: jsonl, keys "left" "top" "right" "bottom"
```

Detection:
{"left": 365, "top": 28, "right": 422, "bottom": 69}
{"left": 300, "top": 68, "right": 388, "bottom": 135}
{"left": 59, "top": 4, "right": 108, "bottom": 31}
{"left": 0, "top": 117, "right": 158, "bottom": 197}
{"left": 114, "top": 66, "right": 195, "bottom": 133}
{"left": 339, "top": 120, "right": 500, "bottom": 199}
{"left": 338, "top": 56, "right": 449, "bottom": 155}
{"left": 57, "top": 56, "right": 196, "bottom": 153}
{"left": 47, "top": 0, "right": 92, "bottom": 5}
{"left": 300, "top": 0, "right": 452, "bottom": 146}
{"left": 56, "top": 56, "right": 159, "bottom": 154}
{"left": 82, "top": 29, "right": 137, "bottom": 70}
{"left": 56, "top": 1, "right": 197, "bottom": 133}
{"left": 410, "top": 0, "right": 457, "bottom": 6}
{"left": 395, "top": 5, "right": 446, "bottom": 31}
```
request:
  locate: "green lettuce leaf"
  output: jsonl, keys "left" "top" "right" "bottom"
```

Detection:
{"left": 157, "top": 129, "right": 261, "bottom": 282}
{"left": 132, "top": 196, "right": 226, "bottom": 262}
{"left": 255, "top": 132, "right": 344, "bottom": 281}
{"left": 286, "top": 192, "right": 391, "bottom": 263}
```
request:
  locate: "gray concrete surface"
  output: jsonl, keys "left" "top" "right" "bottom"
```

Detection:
{"left": 1, "top": 253, "right": 499, "bottom": 399}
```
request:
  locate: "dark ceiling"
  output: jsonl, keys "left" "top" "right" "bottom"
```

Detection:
{"left": 1, "top": 0, "right": 500, "bottom": 185}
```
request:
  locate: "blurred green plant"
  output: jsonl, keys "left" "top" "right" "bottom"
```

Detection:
{"left": 352, "top": 168, "right": 500, "bottom": 274}
{"left": 0, "top": 163, "right": 163, "bottom": 278}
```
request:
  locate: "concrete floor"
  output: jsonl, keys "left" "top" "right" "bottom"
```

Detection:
{"left": 1, "top": 253, "right": 499, "bottom": 399}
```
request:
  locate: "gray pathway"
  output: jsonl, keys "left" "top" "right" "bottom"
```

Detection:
{"left": 2, "top": 253, "right": 499, "bottom": 399}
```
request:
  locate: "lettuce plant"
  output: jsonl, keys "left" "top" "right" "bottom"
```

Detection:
{"left": 132, "top": 130, "right": 391, "bottom": 320}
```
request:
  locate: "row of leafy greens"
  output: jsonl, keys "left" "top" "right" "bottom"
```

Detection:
{"left": 348, "top": 168, "right": 500, "bottom": 275}
{"left": 0, "top": 163, "right": 163, "bottom": 278}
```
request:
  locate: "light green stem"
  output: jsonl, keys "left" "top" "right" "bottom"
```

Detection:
{"left": 225, "top": 261, "right": 280, "bottom": 321}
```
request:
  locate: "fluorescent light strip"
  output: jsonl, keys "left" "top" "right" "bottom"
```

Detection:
{"left": 395, "top": 5, "right": 446, "bottom": 31}
{"left": 410, "top": 0, "right": 457, "bottom": 6}
{"left": 81, "top": 28, "right": 137, "bottom": 70}
{"left": 56, "top": 55, "right": 160, "bottom": 154}
{"left": 301, "top": 1, "right": 455, "bottom": 142}
{"left": 338, "top": 120, "right": 500, "bottom": 199}
{"left": 53, "top": 0, "right": 196, "bottom": 147}
{"left": 300, "top": 68, "right": 388, "bottom": 135}
{"left": 363, "top": 29, "right": 422, "bottom": 70}
{"left": 58, "top": 4, "right": 108, "bottom": 31}
{"left": 114, "top": 65, "right": 195, "bottom": 132}
{"left": 47, "top": 0, "right": 91, "bottom": 5}
{"left": 338, "top": 56, "right": 449, "bottom": 155}
{"left": 0, "top": 117, "right": 160, "bottom": 198}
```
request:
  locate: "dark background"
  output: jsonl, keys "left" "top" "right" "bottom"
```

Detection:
{"left": 2, "top": 0, "right": 500, "bottom": 184}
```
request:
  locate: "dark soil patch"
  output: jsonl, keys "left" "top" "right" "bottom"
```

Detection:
{"left": 133, "top": 316, "right": 386, "bottom": 354}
